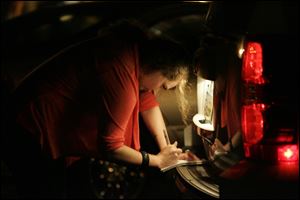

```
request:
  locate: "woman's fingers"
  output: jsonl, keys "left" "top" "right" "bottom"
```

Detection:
{"left": 163, "top": 141, "right": 183, "bottom": 158}
{"left": 214, "top": 138, "right": 222, "bottom": 147}
{"left": 178, "top": 153, "right": 188, "bottom": 160}
{"left": 172, "top": 141, "right": 177, "bottom": 147}
{"left": 169, "top": 141, "right": 182, "bottom": 157}
{"left": 175, "top": 148, "right": 182, "bottom": 154}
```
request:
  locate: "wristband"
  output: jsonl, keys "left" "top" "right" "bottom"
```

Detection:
{"left": 141, "top": 151, "right": 149, "bottom": 169}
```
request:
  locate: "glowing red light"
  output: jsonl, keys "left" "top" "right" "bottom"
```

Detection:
{"left": 242, "top": 103, "right": 266, "bottom": 145}
{"left": 278, "top": 145, "right": 298, "bottom": 162}
{"left": 242, "top": 42, "right": 265, "bottom": 84}
{"left": 276, "top": 135, "right": 294, "bottom": 143}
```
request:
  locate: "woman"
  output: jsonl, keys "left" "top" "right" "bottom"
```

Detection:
{"left": 193, "top": 38, "right": 244, "bottom": 159}
{"left": 3, "top": 19, "right": 191, "bottom": 198}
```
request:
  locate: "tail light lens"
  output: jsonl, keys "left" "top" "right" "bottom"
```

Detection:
{"left": 242, "top": 103, "right": 266, "bottom": 157}
{"left": 241, "top": 42, "right": 266, "bottom": 158}
{"left": 242, "top": 42, "right": 265, "bottom": 84}
{"left": 241, "top": 41, "right": 298, "bottom": 162}
{"left": 277, "top": 145, "right": 298, "bottom": 162}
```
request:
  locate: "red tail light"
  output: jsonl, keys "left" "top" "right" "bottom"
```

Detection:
{"left": 241, "top": 41, "right": 298, "bottom": 162}
{"left": 242, "top": 103, "right": 266, "bottom": 144}
{"left": 242, "top": 103, "right": 266, "bottom": 158}
{"left": 241, "top": 41, "right": 266, "bottom": 158}
{"left": 277, "top": 145, "right": 299, "bottom": 162}
{"left": 242, "top": 42, "right": 265, "bottom": 84}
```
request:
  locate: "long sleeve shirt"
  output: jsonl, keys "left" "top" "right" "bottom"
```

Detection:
{"left": 13, "top": 36, "right": 159, "bottom": 160}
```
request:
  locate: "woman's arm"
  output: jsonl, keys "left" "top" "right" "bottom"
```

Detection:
{"left": 212, "top": 130, "right": 242, "bottom": 152}
{"left": 108, "top": 143, "right": 182, "bottom": 169}
{"left": 140, "top": 106, "right": 169, "bottom": 150}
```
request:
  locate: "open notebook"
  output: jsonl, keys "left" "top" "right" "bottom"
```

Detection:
{"left": 160, "top": 159, "right": 208, "bottom": 172}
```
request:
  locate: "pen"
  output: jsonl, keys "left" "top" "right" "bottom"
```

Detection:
{"left": 199, "top": 134, "right": 213, "bottom": 145}
{"left": 163, "top": 129, "right": 170, "bottom": 145}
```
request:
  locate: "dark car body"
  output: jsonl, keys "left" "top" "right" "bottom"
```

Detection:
{"left": 1, "top": 1, "right": 299, "bottom": 199}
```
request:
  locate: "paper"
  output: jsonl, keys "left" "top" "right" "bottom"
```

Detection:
{"left": 160, "top": 159, "right": 207, "bottom": 172}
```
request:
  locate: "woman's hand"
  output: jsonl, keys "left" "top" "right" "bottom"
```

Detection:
{"left": 209, "top": 138, "right": 230, "bottom": 159}
{"left": 178, "top": 150, "right": 201, "bottom": 161}
{"left": 156, "top": 141, "right": 182, "bottom": 169}
{"left": 211, "top": 138, "right": 224, "bottom": 152}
